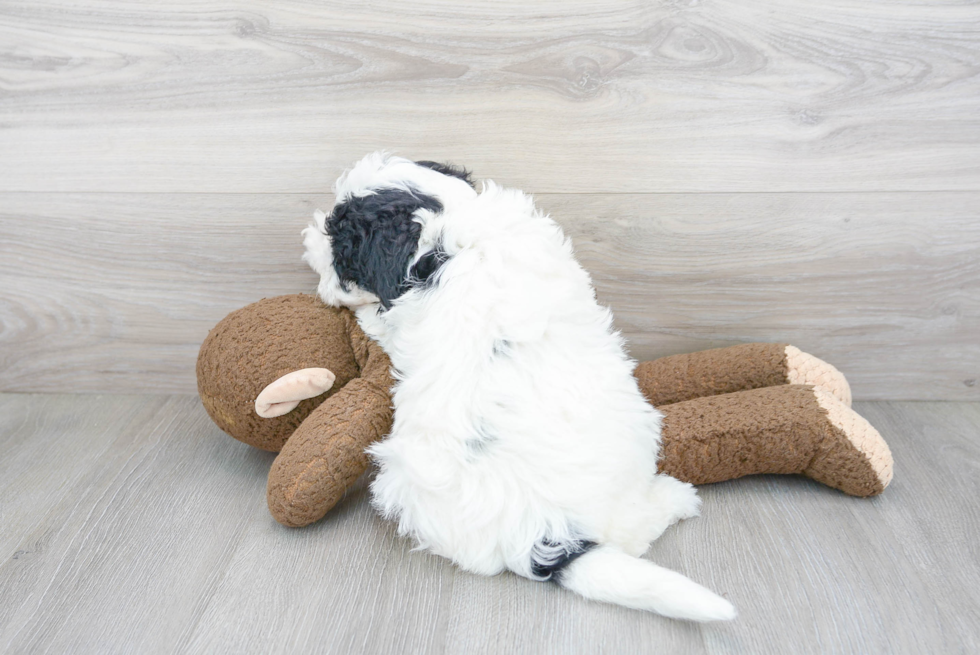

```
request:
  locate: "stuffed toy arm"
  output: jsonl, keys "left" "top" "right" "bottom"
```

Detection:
{"left": 264, "top": 310, "right": 395, "bottom": 528}
{"left": 267, "top": 376, "right": 393, "bottom": 527}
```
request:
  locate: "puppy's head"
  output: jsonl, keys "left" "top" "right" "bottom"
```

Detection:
{"left": 303, "top": 153, "right": 476, "bottom": 310}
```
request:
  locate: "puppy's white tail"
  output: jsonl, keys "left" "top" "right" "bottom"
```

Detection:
{"left": 559, "top": 545, "right": 736, "bottom": 621}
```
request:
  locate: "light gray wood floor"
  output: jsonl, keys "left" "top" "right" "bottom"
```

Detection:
{"left": 1, "top": 393, "right": 978, "bottom": 654}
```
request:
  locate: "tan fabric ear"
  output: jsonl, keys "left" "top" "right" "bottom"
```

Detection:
{"left": 255, "top": 368, "right": 337, "bottom": 418}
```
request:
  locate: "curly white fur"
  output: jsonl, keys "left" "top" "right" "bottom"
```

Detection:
{"left": 302, "top": 153, "right": 735, "bottom": 621}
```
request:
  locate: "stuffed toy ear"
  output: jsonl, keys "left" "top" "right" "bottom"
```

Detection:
{"left": 255, "top": 368, "right": 337, "bottom": 418}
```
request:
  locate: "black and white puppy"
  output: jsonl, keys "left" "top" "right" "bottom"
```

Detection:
{"left": 302, "top": 153, "right": 735, "bottom": 621}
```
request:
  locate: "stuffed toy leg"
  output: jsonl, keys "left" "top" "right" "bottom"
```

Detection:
{"left": 635, "top": 342, "right": 852, "bottom": 407}
{"left": 637, "top": 345, "right": 892, "bottom": 496}
{"left": 198, "top": 295, "right": 894, "bottom": 528}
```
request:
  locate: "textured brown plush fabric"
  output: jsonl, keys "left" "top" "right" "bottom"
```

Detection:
{"left": 658, "top": 385, "right": 890, "bottom": 496}
{"left": 267, "top": 324, "right": 395, "bottom": 527}
{"left": 197, "top": 295, "right": 362, "bottom": 452}
{"left": 635, "top": 343, "right": 789, "bottom": 407}
{"left": 197, "top": 294, "right": 396, "bottom": 526}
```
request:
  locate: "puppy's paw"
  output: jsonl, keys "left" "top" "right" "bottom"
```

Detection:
{"left": 645, "top": 475, "right": 702, "bottom": 543}
{"left": 659, "top": 475, "right": 702, "bottom": 523}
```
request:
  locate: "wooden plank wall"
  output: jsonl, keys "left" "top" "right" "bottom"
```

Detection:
{"left": 1, "top": 0, "right": 978, "bottom": 399}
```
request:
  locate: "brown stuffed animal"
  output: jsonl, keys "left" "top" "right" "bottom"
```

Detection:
{"left": 197, "top": 294, "right": 394, "bottom": 527}
{"left": 197, "top": 294, "right": 893, "bottom": 528}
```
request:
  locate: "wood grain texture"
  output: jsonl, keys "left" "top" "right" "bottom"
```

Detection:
{"left": 2, "top": 191, "right": 977, "bottom": 399}
{"left": 1, "top": 0, "right": 978, "bottom": 193}
{"left": 0, "top": 395, "right": 276, "bottom": 654}
{"left": 0, "top": 394, "right": 168, "bottom": 559}
{"left": 541, "top": 192, "right": 980, "bottom": 402}
{"left": 1, "top": 394, "right": 978, "bottom": 653}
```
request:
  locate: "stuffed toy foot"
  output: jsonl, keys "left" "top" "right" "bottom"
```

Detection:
{"left": 198, "top": 295, "right": 894, "bottom": 527}
{"left": 657, "top": 385, "right": 892, "bottom": 497}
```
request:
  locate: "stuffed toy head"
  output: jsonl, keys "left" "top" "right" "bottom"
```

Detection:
{"left": 197, "top": 294, "right": 393, "bottom": 526}
{"left": 198, "top": 294, "right": 362, "bottom": 451}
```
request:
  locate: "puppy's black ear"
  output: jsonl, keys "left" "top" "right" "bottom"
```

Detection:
{"left": 415, "top": 160, "right": 475, "bottom": 189}
{"left": 328, "top": 188, "right": 442, "bottom": 309}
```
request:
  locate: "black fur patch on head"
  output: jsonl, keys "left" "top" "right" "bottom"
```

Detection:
{"left": 530, "top": 538, "right": 597, "bottom": 582}
{"left": 327, "top": 188, "right": 442, "bottom": 309}
{"left": 415, "top": 160, "right": 475, "bottom": 189}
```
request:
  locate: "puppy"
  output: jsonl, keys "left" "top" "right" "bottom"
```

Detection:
{"left": 302, "top": 153, "right": 735, "bottom": 621}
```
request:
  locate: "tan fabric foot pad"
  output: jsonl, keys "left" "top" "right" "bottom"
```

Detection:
{"left": 784, "top": 346, "right": 852, "bottom": 407}
{"left": 805, "top": 387, "right": 892, "bottom": 496}
{"left": 657, "top": 385, "right": 893, "bottom": 496}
